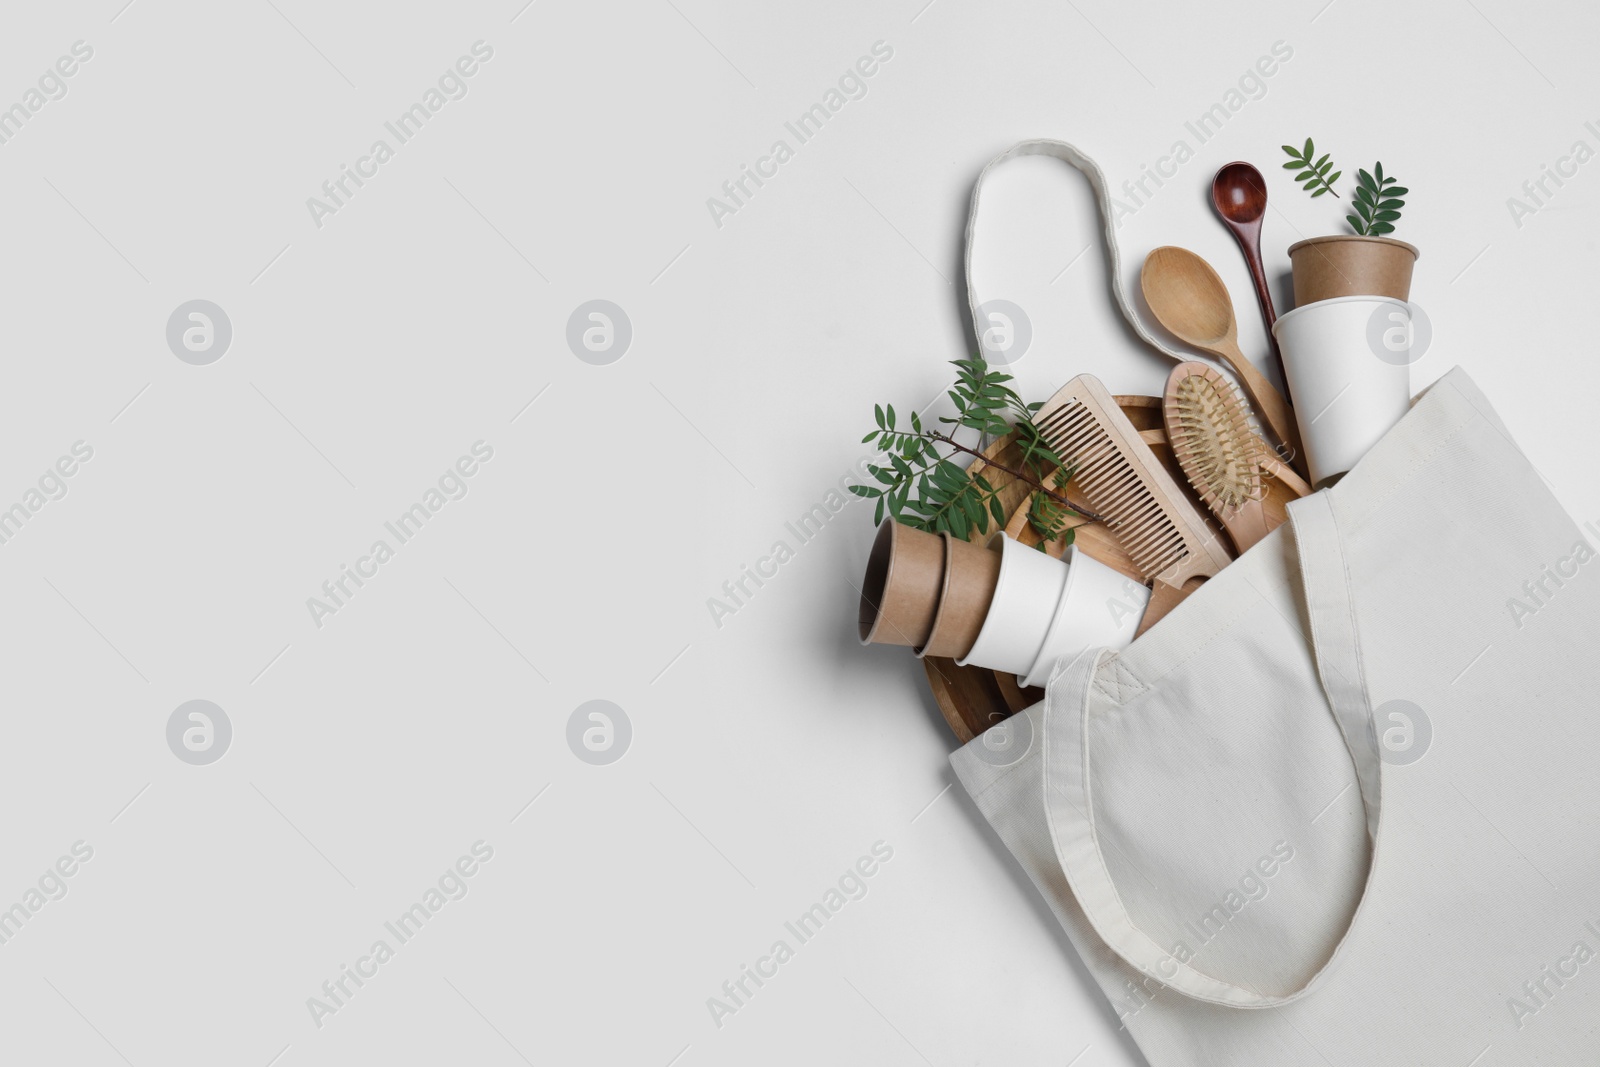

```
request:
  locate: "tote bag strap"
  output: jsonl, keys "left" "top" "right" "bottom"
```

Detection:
{"left": 964, "top": 140, "right": 1187, "bottom": 363}
{"left": 1039, "top": 492, "right": 1384, "bottom": 1008}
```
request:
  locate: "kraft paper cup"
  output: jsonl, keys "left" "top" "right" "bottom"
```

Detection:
{"left": 1273, "top": 296, "right": 1413, "bottom": 489}
{"left": 1288, "top": 235, "right": 1418, "bottom": 305}
{"left": 957, "top": 533, "right": 1070, "bottom": 677}
{"left": 858, "top": 521, "right": 946, "bottom": 648}
{"left": 917, "top": 532, "right": 1001, "bottom": 660}
{"left": 1020, "top": 546, "right": 1152, "bottom": 689}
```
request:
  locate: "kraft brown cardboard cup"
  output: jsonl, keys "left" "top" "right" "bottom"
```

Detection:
{"left": 1288, "top": 235, "right": 1419, "bottom": 305}
{"left": 917, "top": 531, "right": 1002, "bottom": 660}
{"left": 858, "top": 521, "right": 946, "bottom": 648}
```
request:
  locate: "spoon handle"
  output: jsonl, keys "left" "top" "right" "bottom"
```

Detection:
{"left": 1224, "top": 219, "right": 1287, "bottom": 377}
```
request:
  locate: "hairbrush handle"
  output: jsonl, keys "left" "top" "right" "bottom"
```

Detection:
{"left": 1258, "top": 450, "right": 1312, "bottom": 498}
{"left": 1216, "top": 339, "right": 1306, "bottom": 477}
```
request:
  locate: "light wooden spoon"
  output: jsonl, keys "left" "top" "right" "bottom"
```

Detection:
{"left": 1141, "top": 246, "right": 1307, "bottom": 477}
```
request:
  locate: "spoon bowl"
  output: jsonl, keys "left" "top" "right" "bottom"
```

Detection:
{"left": 1212, "top": 162, "right": 1268, "bottom": 227}
{"left": 1141, "top": 246, "right": 1236, "bottom": 347}
{"left": 1140, "top": 245, "right": 1305, "bottom": 468}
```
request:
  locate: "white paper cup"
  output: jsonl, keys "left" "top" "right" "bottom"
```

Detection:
{"left": 957, "top": 533, "right": 1069, "bottom": 677}
{"left": 1020, "top": 546, "right": 1152, "bottom": 688}
{"left": 1273, "top": 296, "right": 1413, "bottom": 488}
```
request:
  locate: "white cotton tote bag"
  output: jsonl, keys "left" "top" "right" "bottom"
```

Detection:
{"left": 952, "top": 143, "right": 1600, "bottom": 1066}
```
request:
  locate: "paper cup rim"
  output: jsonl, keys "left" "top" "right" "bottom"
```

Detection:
{"left": 1286, "top": 234, "right": 1420, "bottom": 260}
{"left": 1273, "top": 294, "right": 1409, "bottom": 336}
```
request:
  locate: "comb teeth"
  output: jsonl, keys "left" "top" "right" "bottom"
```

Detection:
{"left": 1034, "top": 399, "right": 1189, "bottom": 580}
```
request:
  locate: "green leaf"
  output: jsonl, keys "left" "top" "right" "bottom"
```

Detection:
{"left": 1373, "top": 210, "right": 1401, "bottom": 221}
{"left": 1369, "top": 221, "right": 1395, "bottom": 235}
{"left": 1312, "top": 187, "right": 1329, "bottom": 198}
{"left": 1357, "top": 168, "right": 1376, "bottom": 192}
{"left": 1374, "top": 161, "right": 1384, "bottom": 184}
{"left": 1313, "top": 153, "right": 1329, "bottom": 170}
{"left": 886, "top": 404, "right": 896, "bottom": 430}
{"left": 1347, "top": 214, "right": 1366, "bottom": 234}
{"left": 848, "top": 484, "right": 881, "bottom": 499}
{"left": 1283, "top": 159, "right": 1308, "bottom": 170}
{"left": 1377, "top": 198, "right": 1405, "bottom": 211}
{"left": 861, "top": 430, "right": 877, "bottom": 443}
{"left": 1304, "top": 137, "right": 1313, "bottom": 159}
{"left": 990, "top": 495, "right": 1007, "bottom": 525}
{"left": 1384, "top": 186, "right": 1408, "bottom": 197}
{"left": 874, "top": 404, "right": 885, "bottom": 429}
{"left": 910, "top": 411, "right": 921, "bottom": 433}
{"left": 1326, "top": 170, "right": 1341, "bottom": 186}
{"left": 873, "top": 497, "right": 884, "bottom": 524}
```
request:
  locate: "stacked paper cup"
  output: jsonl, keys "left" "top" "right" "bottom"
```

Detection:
{"left": 1276, "top": 236, "right": 1422, "bottom": 488}
{"left": 858, "top": 522, "right": 1149, "bottom": 685}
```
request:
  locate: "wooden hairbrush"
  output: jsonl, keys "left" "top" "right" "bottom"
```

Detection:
{"left": 1163, "top": 362, "right": 1309, "bottom": 555}
{"left": 1032, "top": 375, "right": 1235, "bottom": 635}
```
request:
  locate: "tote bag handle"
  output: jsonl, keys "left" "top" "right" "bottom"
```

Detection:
{"left": 1039, "top": 491, "right": 1385, "bottom": 1008}
{"left": 964, "top": 139, "right": 1188, "bottom": 364}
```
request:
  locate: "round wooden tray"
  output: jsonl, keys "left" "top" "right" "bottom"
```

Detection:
{"left": 923, "top": 395, "right": 1304, "bottom": 743}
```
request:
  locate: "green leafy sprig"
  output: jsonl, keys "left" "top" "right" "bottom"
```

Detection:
{"left": 1283, "top": 138, "right": 1409, "bottom": 235}
{"left": 850, "top": 357, "right": 1101, "bottom": 544}
{"left": 1348, "top": 163, "right": 1406, "bottom": 236}
{"left": 1281, "top": 138, "right": 1342, "bottom": 198}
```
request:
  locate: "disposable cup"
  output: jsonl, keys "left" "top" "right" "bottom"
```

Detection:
{"left": 1020, "top": 546, "right": 1152, "bottom": 689}
{"left": 1272, "top": 296, "right": 1413, "bottom": 488}
{"left": 858, "top": 521, "right": 945, "bottom": 648}
{"left": 957, "top": 534, "right": 1070, "bottom": 676}
{"left": 918, "top": 532, "right": 1001, "bottom": 659}
{"left": 1288, "top": 235, "right": 1418, "bottom": 304}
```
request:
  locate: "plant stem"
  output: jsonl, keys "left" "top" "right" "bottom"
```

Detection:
{"left": 926, "top": 431, "right": 1107, "bottom": 525}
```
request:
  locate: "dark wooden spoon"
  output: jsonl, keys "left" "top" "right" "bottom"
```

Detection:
{"left": 1210, "top": 162, "right": 1285, "bottom": 385}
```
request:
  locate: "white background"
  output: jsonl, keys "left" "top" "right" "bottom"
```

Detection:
{"left": 0, "top": 1, "right": 1596, "bottom": 1064}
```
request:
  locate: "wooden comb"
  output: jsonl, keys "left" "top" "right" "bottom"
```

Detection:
{"left": 1033, "top": 374, "right": 1235, "bottom": 634}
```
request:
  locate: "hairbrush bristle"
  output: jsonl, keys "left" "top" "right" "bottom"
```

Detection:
{"left": 1169, "top": 370, "right": 1265, "bottom": 512}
